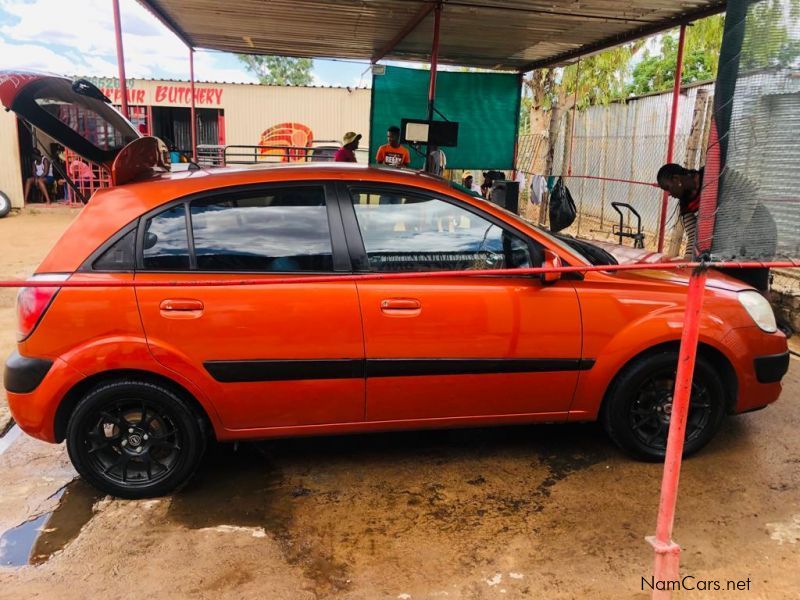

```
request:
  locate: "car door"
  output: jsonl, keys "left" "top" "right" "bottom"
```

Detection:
{"left": 340, "top": 183, "right": 584, "bottom": 422}
{"left": 134, "top": 182, "right": 365, "bottom": 431}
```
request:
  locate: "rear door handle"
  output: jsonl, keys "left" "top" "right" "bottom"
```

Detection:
{"left": 159, "top": 298, "right": 204, "bottom": 319}
{"left": 160, "top": 299, "right": 204, "bottom": 311}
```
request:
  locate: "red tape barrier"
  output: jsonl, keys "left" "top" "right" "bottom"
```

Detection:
{"left": 1, "top": 261, "right": 798, "bottom": 288}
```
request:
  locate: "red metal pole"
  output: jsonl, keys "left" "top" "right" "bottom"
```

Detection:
{"left": 657, "top": 24, "right": 687, "bottom": 253}
{"left": 189, "top": 48, "right": 198, "bottom": 162}
{"left": 646, "top": 266, "right": 708, "bottom": 599}
{"left": 427, "top": 1, "right": 442, "bottom": 120}
{"left": 425, "top": 1, "right": 442, "bottom": 172}
{"left": 111, "top": 0, "right": 129, "bottom": 119}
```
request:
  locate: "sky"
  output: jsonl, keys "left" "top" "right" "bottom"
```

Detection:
{"left": 0, "top": 0, "right": 371, "bottom": 86}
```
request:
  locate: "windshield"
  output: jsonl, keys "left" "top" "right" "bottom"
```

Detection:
{"left": 490, "top": 204, "right": 592, "bottom": 265}
{"left": 446, "top": 181, "right": 594, "bottom": 264}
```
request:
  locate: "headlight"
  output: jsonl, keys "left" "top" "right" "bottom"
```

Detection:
{"left": 738, "top": 290, "right": 777, "bottom": 333}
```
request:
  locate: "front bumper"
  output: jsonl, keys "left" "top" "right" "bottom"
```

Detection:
{"left": 754, "top": 352, "right": 790, "bottom": 384}
{"left": 722, "top": 327, "right": 789, "bottom": 413}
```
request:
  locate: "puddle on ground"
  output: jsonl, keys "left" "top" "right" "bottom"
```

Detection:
{"left": 0, "top": 424, "right": 22, "bottom": 456}
{"left": 0, "top": 479, "right": 102, "bottom": 567}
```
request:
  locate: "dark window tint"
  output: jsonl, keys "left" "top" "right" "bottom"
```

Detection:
{"left": 190, "top": 187, "right": 333, "bottom": 272}
{"left": 143, "top": 205, "right": 190, "bottom": 270}
{"left": 351, "top": 191, "right": 535, "bottom": 272}
{"left": 30, "top": 79, "right": 137, "bottom": 153}
{"left": 93, "top": 229, "right": 136, "bottom": 271}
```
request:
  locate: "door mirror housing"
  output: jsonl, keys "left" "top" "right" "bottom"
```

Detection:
{"left": 541, "top": 249, "right": 562, "bottom": 283}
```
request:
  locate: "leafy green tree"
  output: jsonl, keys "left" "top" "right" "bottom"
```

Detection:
{"left": 628, "top": 15, "right": 724, "bottom": 95}
{"left": 740, "top": 0, "right": 800, "bottom": 70}
{"left": 237, "top": 55, "right": 314, "bottom": 85}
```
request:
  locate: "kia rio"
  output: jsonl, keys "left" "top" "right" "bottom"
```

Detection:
{"left": 1, "top": 73, "right": 790, "bottom": 498}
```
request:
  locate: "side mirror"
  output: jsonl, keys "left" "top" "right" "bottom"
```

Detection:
{"left": 541, "top": 249, "right": 562, "bottom": 283}
{"left": 144, "top": 232, "right": 158, "bottom": 250}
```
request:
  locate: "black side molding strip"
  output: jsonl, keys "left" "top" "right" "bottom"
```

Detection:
{"left": 205, "top": 359, "right": 365, "bottom": 383}
{"left": 204, "top": 358, "right": 595, "bottom": 383}
{"left": 366, "top": 358, "right": 594, "bottom": 378}
{"left": 4, "top": 350, "right": 53, "bottom": 394}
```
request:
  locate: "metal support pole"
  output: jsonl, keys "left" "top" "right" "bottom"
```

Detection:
{"left": 567, "top": 59, "right": 581, "bottom": 176}
{"left": 425, "top": 1, "right": 442, "bottom": 172}
{"left": 646, "top": 265, "right": 708, "bottom": 599}
{"left": 657, "top": 23, "right": 687, "bottom": 252}
{"left": 111, "top": 0, "right": 129, "bottom": 119}
{"left": 190, "top": 48, "right": 198, "bottom": 162}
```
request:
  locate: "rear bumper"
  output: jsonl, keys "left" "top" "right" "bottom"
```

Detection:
{"left": 4, "top": 350, "right": 53, "bottom": 393}
{"left": 754, "top": 352, "right": 790, "bottom": 384}
{"left": 5, "top": 352, "right": 85, "bottom": 443}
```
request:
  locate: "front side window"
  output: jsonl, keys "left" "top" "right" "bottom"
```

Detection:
{"left": 351, "top": 190, "right": 535, "bottom": 272}
{"left": 189, "top": 186, "right": 333, "bottom": 272}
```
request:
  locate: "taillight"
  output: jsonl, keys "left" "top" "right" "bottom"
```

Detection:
{"left": 16, "top": 274, "right": 70, "bottom": 342}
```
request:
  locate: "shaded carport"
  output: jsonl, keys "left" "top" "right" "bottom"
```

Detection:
{"left": 129, "top": 0, "right": 725, "bottom": 253}
{"left": 120, "top": 2, "right": 731, "bottom": 596}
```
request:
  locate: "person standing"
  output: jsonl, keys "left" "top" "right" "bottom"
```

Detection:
{"left": 334, "top": 132, "right": 361, "bottom": 162}
{"left": 24, "top": 150, "right": 52, "bottom": 204}
{"left": 656, "top": 163, "right": 703, "bottom": 256}
{"left": 376, "top": 125, "right": 410, "bottom": 168}
{"left": 462, "top": 173, "right": 482, "bottom": 195}
{"left": 426, "top": 143, "right": 446, "bottom": 176}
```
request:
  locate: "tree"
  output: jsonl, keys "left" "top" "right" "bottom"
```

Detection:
{"left": 740, "top": 0, "right": 800, "bottom": 70}
{"left": 628, "top": 15, "right": 724, "bottom": 96}
{"left": 237, "top": 55, "right": 314, "bottom": 86}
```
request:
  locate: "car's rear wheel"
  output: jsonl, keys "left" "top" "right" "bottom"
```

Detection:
{"left": 602, "top": 352, "right": 726, "bottom": 461}
{"left": 66, "top": 380, "right": 206, "bottom": 498}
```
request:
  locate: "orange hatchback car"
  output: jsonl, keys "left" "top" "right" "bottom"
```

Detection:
{"left": 2, "top": 74, "right": 790, "bottom": 498}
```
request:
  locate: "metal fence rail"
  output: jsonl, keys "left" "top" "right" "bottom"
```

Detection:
{"left": 516, "top": 83, "right": 716, "bottom": 253}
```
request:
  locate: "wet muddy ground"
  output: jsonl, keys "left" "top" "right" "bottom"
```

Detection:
{"left": 1, "top": 210, "right": 799, "bottom": 599}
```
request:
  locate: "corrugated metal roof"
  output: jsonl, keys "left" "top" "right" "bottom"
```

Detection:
{"left": 136, "top": 0, "right": 726, "bottom": 72}
{"left": 79, "top": 75, "right": 370, "bottom": 89}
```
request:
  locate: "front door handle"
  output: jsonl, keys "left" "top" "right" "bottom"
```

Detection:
{"left": 159, "top": 298, "right": 204, "bottom": 319}
{"left": 380, "top": 298, "right": 422, "bottom": 316}
{"left": 381, "top": 298, "right": 421, "bottom": 310}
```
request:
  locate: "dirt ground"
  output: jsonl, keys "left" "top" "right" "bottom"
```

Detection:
{"left": 1, "top": 209, "right": 799, "bottom": 599}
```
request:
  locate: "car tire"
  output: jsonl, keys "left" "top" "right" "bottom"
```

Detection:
{"left": 0, "top": 191, "right": 11, "bottom": 218}
{"left": 601, "top": 351, "right": 726, "bottom": 461}
{"left": 66, "top": 380, "right": 206, "bottom": 498}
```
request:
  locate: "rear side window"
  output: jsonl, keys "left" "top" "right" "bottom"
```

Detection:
{"left": 142, "top": 205, "right": 190, "bottom": 270}
{"left": 93, "top": 229, "right": 136, "bottom": 271}
{"left": 189, "top": 186, "right": 333, "bottom": 272}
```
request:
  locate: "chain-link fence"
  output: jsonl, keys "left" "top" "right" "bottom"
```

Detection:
{"left": 516, "top": 82, "right": 715, "bottom": 253}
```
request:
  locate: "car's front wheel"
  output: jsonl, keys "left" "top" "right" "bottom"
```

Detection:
{"left": 602, "top": 351, "right": 727, "bottom": 461}
{"left": 66, "top": 380, "right": 206, "bottom": 498}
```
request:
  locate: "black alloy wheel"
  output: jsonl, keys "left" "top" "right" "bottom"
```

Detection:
{"left": 67, "top": 380, "right": 206, "bottom": 498}
{"left": 602, "top": 352, "right": 726, "bottom": 461}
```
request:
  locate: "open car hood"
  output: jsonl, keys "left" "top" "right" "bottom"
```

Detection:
{"left": 0, "top": 70, "right": 169, "bottom": 184}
